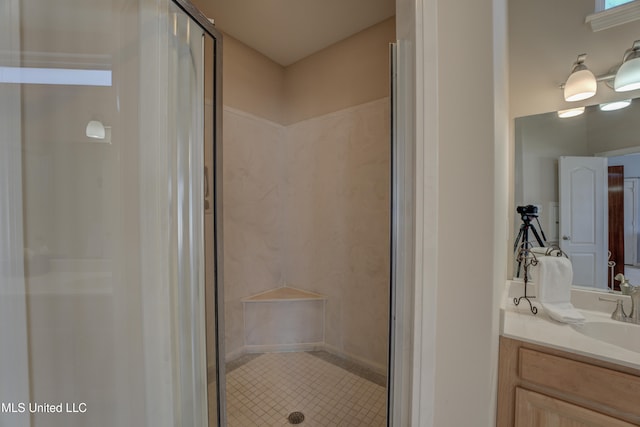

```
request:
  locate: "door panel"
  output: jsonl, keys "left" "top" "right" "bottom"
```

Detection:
{"left": 559, "top": 156, "right": 608, "bottom": 289}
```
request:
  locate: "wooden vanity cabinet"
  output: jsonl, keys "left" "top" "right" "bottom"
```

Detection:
{"left": 497, "top": 336, "right": 640, "bottom": 426}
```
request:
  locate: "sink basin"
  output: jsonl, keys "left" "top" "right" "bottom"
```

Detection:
{"left": 571, "top": 321, "right": 640, "bottom": 353}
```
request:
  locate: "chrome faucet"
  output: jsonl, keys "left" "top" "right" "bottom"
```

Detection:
{"left": 630, "top": 286, "right": 640, "bottom": 324}
{"left": 599, "top": 287, "right": 640, "bottom": 325}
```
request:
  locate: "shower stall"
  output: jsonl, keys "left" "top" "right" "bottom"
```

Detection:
{"left": 0, "top": 0, "right": 224, "bottom": 425}
{"left": 215, "top": 16, "right": 395, "bottom": 425}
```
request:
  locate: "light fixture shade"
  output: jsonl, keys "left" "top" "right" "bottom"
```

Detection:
{"left": 557, "top": 107, "right": 585, "bottom": 118}
{"left": 599, "top": 99, "right": 632, "bottom": 111}
{"left": 614, "top": 56, "right": 640, "bottom": 92}
{"left": 86, "top": 120, "right": 106, "bottom": 139}
{"left": 564, "top": 68, "right": 597, "bottom": 101}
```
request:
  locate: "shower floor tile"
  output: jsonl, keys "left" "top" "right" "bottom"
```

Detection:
{"left": 225, "top": 352, "right": 387, "bottom": 426}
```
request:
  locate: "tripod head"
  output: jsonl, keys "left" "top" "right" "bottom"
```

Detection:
{"left": 517, "top": 204, "right": 538, "bottom": 223}
{"left": 514, "top": 204, "right": 547, "bottom": 248}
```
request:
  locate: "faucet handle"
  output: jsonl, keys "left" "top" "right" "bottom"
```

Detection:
{"left": 598, "top": 297, "right": 627, "bottom": 321}
{"left": 629, "top": 286, "right": 640, "bottom": 320}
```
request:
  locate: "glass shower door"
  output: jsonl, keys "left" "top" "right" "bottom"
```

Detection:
{"left": 0, "top": 0, "right": 223, "bottom": 426}
{"left": 1, "top": 0, "right": 146, "bottom": 425}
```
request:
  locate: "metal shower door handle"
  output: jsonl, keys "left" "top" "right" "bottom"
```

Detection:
{"left": 204, "top": 166, "right": 210, "bottom": 211}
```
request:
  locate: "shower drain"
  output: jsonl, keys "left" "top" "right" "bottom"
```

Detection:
{"left": 287, "top": 411, "right": 305, "bottom": 424}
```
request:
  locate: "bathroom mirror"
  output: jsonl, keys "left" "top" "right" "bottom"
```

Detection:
{"left": 513, "top": 96, "right": 640, "bottom": 290}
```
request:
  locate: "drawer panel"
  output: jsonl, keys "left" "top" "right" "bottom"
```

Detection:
{"left": 515, "top": 388, "right": 636, "bottom": 427}
{"left": 519, "top": 348, "right": 640, "bottom": 416}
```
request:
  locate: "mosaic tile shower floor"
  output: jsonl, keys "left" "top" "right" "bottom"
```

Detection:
{"left": 225, "top": 352, "right": 387, "bottom": 426}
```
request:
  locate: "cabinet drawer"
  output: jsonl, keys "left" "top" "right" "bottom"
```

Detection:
{"left": 519, "top": 348, "right": 640, "bottom": 416}
{"left": 515, "top": 388, "right": 636, "bottom": 427}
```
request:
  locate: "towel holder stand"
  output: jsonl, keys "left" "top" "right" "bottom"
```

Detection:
{"left": 514, "top": 245, "right": 568, "bottom": 315}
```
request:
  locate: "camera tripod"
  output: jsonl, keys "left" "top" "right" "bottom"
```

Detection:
{"left": 513, "top": 213, "right": 547, "bottom": 277}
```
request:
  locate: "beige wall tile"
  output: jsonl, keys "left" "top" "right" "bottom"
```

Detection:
{"left": 219, "top": 19, "right": 391, "bottom": 370}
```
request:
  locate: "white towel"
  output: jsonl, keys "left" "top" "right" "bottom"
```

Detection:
{"left": 542, "top": 302, "right": 586, "bottom": 324}
{"left": 536, "top": 256, "right": 585, "bottom": 324}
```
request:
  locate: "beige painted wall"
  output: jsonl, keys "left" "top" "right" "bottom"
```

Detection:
{"left": 284, "top": 17, "right": 395, "bottom": 124}
{"left": 222, "top": 34, "right": 286, "bottom": 124}
{"left": 191, "top": 0, "right": 285, "bottom": 123}
{"left": 205, "top": 15, "right": 395, "bottom": 125}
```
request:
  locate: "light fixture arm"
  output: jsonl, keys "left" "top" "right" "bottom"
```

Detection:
{"left": 622, "top": 40, "right": 640, "bottom": 63}
{"left": 570, "top": 53, "right": 588, "bottom": 72}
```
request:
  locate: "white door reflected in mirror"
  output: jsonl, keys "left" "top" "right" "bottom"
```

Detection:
{"left": 558, "top": 156, "right": 608, "bottom": 289}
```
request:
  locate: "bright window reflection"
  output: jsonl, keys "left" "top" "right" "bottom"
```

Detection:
{"left": 0, "top": 66, "right": 112, "bottom": 86}
{"left": 605, "top": 0, "right": 635, "bottom": 9}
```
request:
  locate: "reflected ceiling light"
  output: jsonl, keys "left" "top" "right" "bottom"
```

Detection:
{"left": 564, "top": 54, "right": 597, "bottom": 102}
{"left": 86, "top": 120, "right": 111, "bottom": 143}
{"left": 86, "top": 120, "right": 106, "bottom": 139}
{"left": 599, "top": 99, "right": 632, "bottom": 111}
{"left": 557, "top": 107, "right": 585, "bottom": 118}
{"left": 614, "top": 40, "right": 640, "bottom": 92}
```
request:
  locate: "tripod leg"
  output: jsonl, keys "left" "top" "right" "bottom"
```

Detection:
{"left": 514, "top": 226, "right": 525, "bottom": 253}
{"left": 535, "top": 217, "right": 547, "bottom": 242}
{"left": 515, "top": 226, "right": 532, "bottom": 277}
{"left": 529, "top": 224, "right": 545, "bottom": 247}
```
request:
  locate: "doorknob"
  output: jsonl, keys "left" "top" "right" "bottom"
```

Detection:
{"left": 562, "top": 235, "right": 571, "bottom": 240}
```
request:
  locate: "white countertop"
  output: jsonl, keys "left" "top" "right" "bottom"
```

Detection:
{"left": 501, "top": 280, "right": 640, "bottom": 370}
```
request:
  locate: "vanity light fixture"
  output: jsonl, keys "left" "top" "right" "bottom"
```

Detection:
{"left": 614, "top": 40, "right": 640, "bottom": 92}
{"left": 559, "top": 40, "right": 640, "bottom": 103}
{"left": 599, "top": 99, "right": 632, "bottom": 111}
{"left": 557, "top": 107, "right": 585, "bottom": 118}
{"left": 564, "top": 54, "right": 597, "bottom": 102}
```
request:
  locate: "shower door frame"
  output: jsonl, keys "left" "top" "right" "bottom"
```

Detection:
{"left": 170, "top": 1, "right": 226, "bottom": 425}
{"left": 388, "top": 40, "right": 415, "bottom": 427}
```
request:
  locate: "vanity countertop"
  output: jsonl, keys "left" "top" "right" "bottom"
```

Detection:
{"left": 501, "top": 281, "right": 640, "bottom": 370}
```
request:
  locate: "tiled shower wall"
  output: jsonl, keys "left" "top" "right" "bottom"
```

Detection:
{"left": 223, "top": 98, "right": 390, "bottom": 372}
{"left": 223, "top": 107, "right": 286, "bottom": 356}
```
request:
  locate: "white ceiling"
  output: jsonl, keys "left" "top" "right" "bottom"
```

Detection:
{"left": 202, "top": 0, "right": 396, "bottom": 66}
